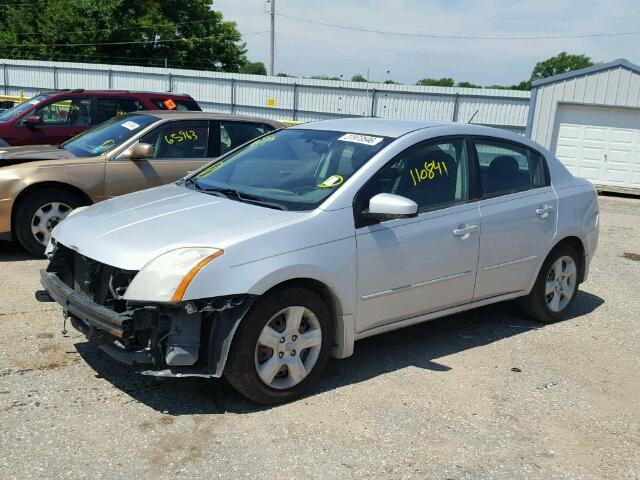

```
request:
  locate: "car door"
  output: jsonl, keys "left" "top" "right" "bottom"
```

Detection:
{"left": 23, "top": 96, "right": 93, "bottom": 145}
{"left": 354, "top": 137, "right": 481, "bottom": 333}
{"left": 472, "top": 137, "right": 557, "bottom": 300}
{"left": 104, "top": 120, "right": 211, "bottom": 198}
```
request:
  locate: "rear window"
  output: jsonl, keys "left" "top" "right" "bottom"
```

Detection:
{"left": 151, "top": 98, "right": 201, "bottom": 111}
{"left": 93, "top": 97, "right": 142, "bottom": 125}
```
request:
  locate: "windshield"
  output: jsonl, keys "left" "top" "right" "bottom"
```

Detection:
{"left": 186, "top": 128, "right": 393, "bottom": 211}
{"left": 0, "top": 95, "right": 47, "bottom": 122}
{"left": 62, "top": 113, "right": 157, "bottom": 157}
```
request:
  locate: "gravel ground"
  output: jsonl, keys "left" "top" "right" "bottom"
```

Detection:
{"left": 0, "top": 194, "right": 638, "bottom": 480}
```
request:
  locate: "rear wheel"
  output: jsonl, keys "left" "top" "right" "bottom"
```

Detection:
{"left": 14, "top": 188, "right": 86, "bottom": 257}
{"left": 519, "top": 244, "right": 580, "bottom": 323}
{"left": 224, "top": 287, "right": 333, "bottom": 404}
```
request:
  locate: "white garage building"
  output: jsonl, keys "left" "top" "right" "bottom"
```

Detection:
{"left": 526, "top": 58, "right": 640, "bottom": 194}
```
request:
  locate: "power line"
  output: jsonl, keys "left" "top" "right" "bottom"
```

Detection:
{"left": 277, "top": 13, "right": 640, "bottom": 40}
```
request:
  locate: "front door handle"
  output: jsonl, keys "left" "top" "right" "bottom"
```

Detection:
{"left": 536, "top": 204, "right": 555, "bottom": 217}
{"left": 453, "top": 224, "right": 478, "bottom": 237}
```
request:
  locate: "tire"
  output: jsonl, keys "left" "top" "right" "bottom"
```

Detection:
{"left": 14, "top": 187, "right": 86, "bottom": 257}
{"left": 225, "top": 287, "right": 334, "bottom": 404}
{"left": 519, "top": 244, "right": 581, "bottom": 323}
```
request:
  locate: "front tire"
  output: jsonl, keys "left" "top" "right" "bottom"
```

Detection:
{"left": 225, "top": 287, "right": 333, "bottom": 404}
{"left": 519, "top": 244, "right": 580, "bottom": 323}
{"left": 14, "top": 188, "right": 86, "bottom": 257}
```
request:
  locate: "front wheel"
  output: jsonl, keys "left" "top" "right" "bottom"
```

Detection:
{"left": 519, "top": 244, "right": 580, "bottom": 323}
{"left": 14, "top": 188, "right": 86, "bottom": 257}
{"left": 224, "top": 287, "right": 333, "bottom": 404}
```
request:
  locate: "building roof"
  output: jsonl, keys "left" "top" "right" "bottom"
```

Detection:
{"left": 531, "top": 58, "right": 640, "bottom": 88}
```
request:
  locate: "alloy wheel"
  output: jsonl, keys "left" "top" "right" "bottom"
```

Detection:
{"left": 254, "top": 306, "right": 323, "bottom": 390}
{"left": 30, "top": 201, "right": 72, "bottom": 246}
{"left": 545, "top": 255, "right": 577, "bottom": 312}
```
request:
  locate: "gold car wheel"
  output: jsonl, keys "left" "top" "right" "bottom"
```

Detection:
{"left": 30, "top": 201, "right": 72, "bottom": 246}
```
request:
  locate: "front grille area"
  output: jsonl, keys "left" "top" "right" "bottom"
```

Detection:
{"left": 47, "top": 243, "right": 138, "bottom": 313}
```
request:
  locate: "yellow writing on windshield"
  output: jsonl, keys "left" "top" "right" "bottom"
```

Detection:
{"left": 164, "top": 130, "right": 198, "bottom": 144}
{"left": 409, "top": 160, "right": 449, "bottom": 187}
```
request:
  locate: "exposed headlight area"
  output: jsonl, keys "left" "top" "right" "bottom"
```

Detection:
{"left": 123, "top": 247, "right": 224, "bottom": 303}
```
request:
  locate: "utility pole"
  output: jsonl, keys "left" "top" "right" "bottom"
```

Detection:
{"left": 269, "top": 0, "right": 275, "bottom": 76}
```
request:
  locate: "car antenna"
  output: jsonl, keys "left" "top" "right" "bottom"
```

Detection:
{"left": 468, "top": 110, "right": 479, "bottom": 124}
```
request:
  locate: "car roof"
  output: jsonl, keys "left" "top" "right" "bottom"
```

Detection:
{"left": 134, "top": 110, "right": 286, "bottom": 126}
{"left": 290, "top": 118, "right": 450, "bottom": 138}
{"left": 39, "top": 90, "right": 195, "bottom": 99}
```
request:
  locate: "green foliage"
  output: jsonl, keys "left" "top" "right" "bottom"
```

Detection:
{"left": 530, "top": 51, "right": 593, "bottom": 82}
{"left": 351, "top": 73, "right": 367, "bottom": 82}
{"left": 311, "top": 75, "right": 342, "bottom": 80}
{"left": 416, "top": 77, "right": 454, "bottom": 87}
{"left": 486, "top": 80, "right": 531, "bottom": 91}
{"left": 383, "top": 79, "right": 397, "bottom": 84}
{"left": 0, "top": 0, "right": 249, "bottom": 72}
{"left": 456, "top": 81, "right": 481, "bottom": 89}
{"left": 240, "top": 61, "right": 266, "bottom": 75}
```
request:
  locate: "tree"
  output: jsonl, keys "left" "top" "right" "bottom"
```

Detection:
{"left": 383, "top": 79, "right": 397, "bottom": 84}
{"left": 530, "top": 52, "right": 593, "bottom": 82}
{"left": 416, "top": 77, "right": 454, "bottom": 87}
{"left": 311, "top": 75, "right": 342, "bottom": 80}
{"left": 0, "top": 0, "right": 250, "bottom": 72}
{"left": 240, "top": 61, "right": 266, "bottom": 75}
{"left": 486, "top": 80, "right": 531, "bottom": 91}
{"left": 456, "top": 81, "right": 481, "bottom": 88}
{"left": 351, "top": 73, "right": 367, "bottom": 82}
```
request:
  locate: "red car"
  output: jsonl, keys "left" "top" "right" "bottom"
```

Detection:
{"left": 0, "top": 89, "right": 201, "bottom": 147}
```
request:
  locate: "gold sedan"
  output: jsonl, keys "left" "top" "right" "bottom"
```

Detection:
{"left": 0, "top": 111, "right": 284, "bottom": 255}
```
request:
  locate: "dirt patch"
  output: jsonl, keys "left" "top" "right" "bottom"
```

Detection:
{"left": 622, "top": 252, "right": 640, "bottom": 262}
{"left": 139, "top": 416, "right": 175, "bottom": 432}
{"left": 38, "top": 343, "right": 61, "bottom": 353}
{"left": 145, "top": 417, "right": 225, "bottom": 476}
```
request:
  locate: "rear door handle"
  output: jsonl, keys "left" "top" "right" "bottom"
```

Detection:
{"left": 453, "top": 224, "right": 478, "bottom": 237}
{"left": 536, "top": 204, "right": 555, "bottom": 217}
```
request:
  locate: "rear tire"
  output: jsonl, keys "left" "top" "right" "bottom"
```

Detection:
{"left": 224, "top": 287, "right": 333, "bottom": 404}
{"left": 519, "top": 244, "right": 580, "bottom": 323}
{"left": 14, "top": 188, "right": 86, "bottom": 257}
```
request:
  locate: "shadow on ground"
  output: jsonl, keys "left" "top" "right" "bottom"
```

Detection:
{"left": 0, "top": 241, "right": 34, "bottom": 262}
{"left": 76, "top": 290, "right": 604, "bottom": 415}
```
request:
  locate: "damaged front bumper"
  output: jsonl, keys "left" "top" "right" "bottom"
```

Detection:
{"left": 38, "top": 269, "right": 255, "bottom": 378}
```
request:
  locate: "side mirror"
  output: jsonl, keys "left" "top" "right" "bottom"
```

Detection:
{"left": 363, "top": 193, "right": 418, "bottom": 221}
{"left": 24, "top": 115, "right": 43, "bottom": 128}
{"left": 130, "top": 142, "right": 154, "bottom": 160}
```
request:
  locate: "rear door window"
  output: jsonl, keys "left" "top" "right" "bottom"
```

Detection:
{"left": 151, "top": 98, "right": 201, "bottom": 111}
{"left": 139, "top": 120, "right": 210, "bottom": 159}
{"left": 219, "top": 121, "right": 268, "bottom": 155}
{"left": 92, "top": 97, "right": 142, "bottom": 125}
{"left": 473, "top": 138, "right": 548, "bottom": 197}
{"left": 35, "top": 97, "right": 92, "bottom": 126}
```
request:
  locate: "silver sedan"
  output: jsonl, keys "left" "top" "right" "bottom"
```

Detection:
{"left": 39, "top": 118, "right": 599, "bottom": 404}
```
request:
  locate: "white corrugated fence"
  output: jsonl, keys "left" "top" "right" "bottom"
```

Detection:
{"left": 1, "top": 59, "right": 530, "bottom": 132}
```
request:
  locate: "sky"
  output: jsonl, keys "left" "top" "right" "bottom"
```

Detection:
{"left": 213, "top": 0, "right": 640, "bottom": 86}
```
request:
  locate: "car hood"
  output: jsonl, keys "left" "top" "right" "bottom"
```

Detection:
{"left": 52, "top": 183, "right": 307, "bottom": 270}
{"left": 0, "top": 145, "right": 77, "bottom": 167}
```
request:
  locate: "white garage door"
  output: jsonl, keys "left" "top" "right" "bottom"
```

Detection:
{"left": 553, "top": 104, "right": 640, "bottom": 190}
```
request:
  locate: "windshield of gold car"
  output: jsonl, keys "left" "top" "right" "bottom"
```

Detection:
{"left": 185, "top": 129, "right": 392, "bottom": 211}
{"left": 62, "top": 114, "right": 157, "bottom": 157}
